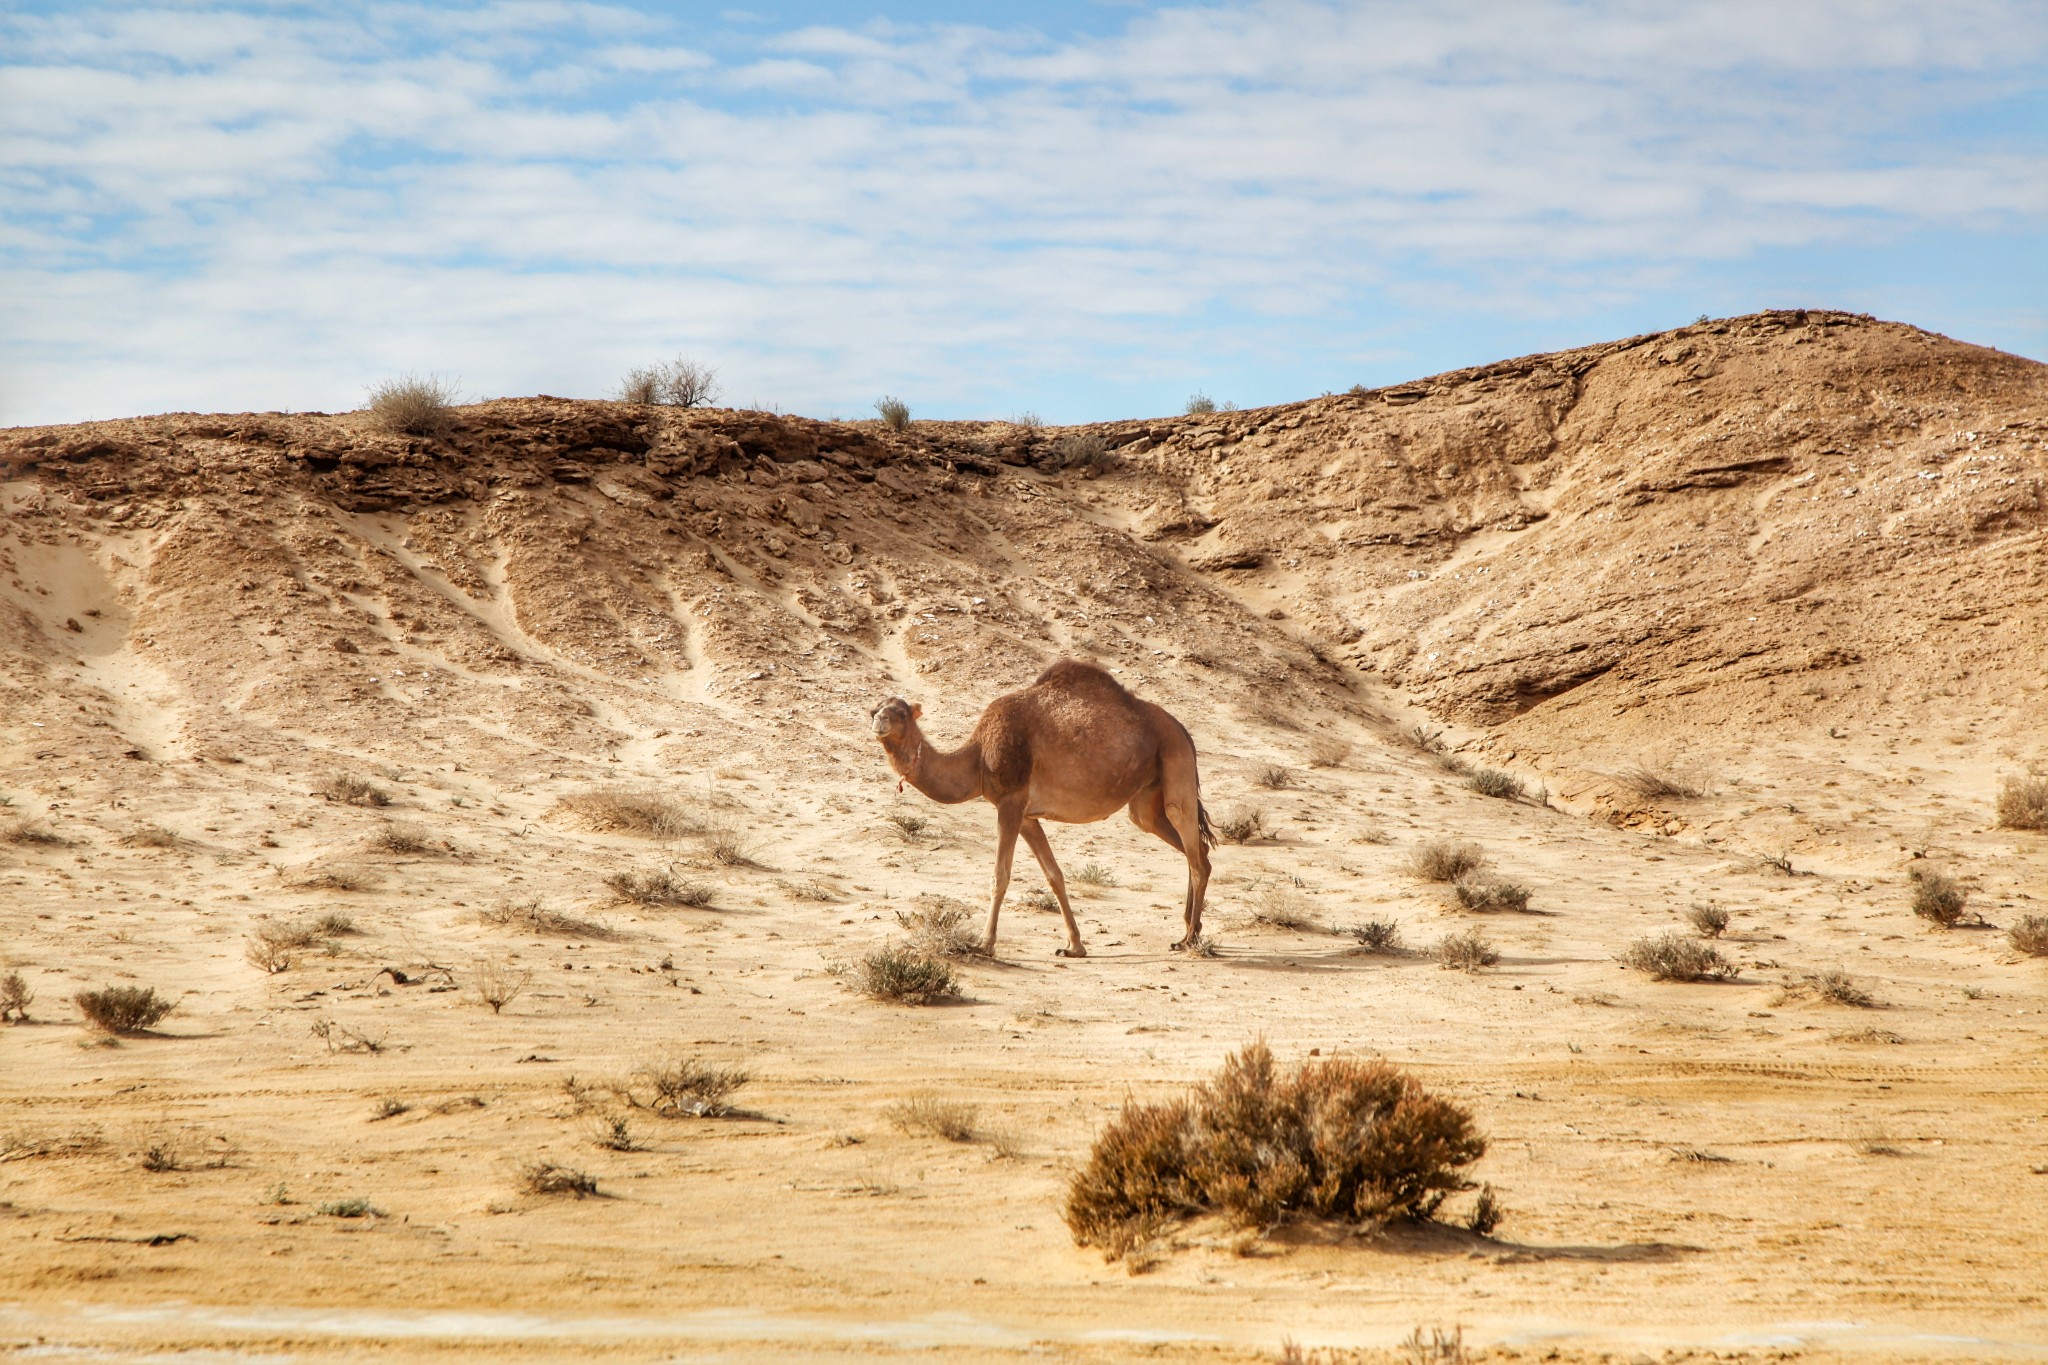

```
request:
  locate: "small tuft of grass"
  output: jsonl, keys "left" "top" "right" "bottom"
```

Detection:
{"left": 75, "top": 985, "right": 173, "bottom": 1034}
{"left": 1685, "top": 903, "right": 1730, "bottom": 938}
{"left": 471, "top": 955, "right": 532, "bottom": 1014}
{"left": 371, "top": 1097, "right": 410, "bottom": 1121}
{"left": 886, "top": 1094, "right": 978, "bottom": 1142}
{"left": 316, "top": 773, "right": 390, "bottom": 808}
{"left": 558, "top": 788, "right": 696, "bottom": 839}
{"left": 1246, "top": 883, "right": 1320, "bottom": 932}
{"left": 479, "top": 897, "right": 611, "bottom": 938}
{"left": 778, "top": 877, "right": 839, "bottom": 902}
{"left": 1995, "top": 774, "right": 2048, "bottom": 831}
{"left": 604, "top": 867, "right": 714, "bottom": 908}
{"left": 365, "top": 373, "right": 458, "bottom": 437}
{"left": 2, "top": 818, "right": 66, "bottom": 846}
{"left": 287, "top": 863, "right": 374, "bottom": 893}
{"left": 2009, "top": 914, "right": 2048, "bottom": 957}
{"left": 875, "top": 396, "right": 911, "bottom": 430}
{"left": 1348, "top": 919, "right": 1402, "bottom": 954}
{"left": 702, "top": 816, "right": 766, "bottom": 869}
{"left": 625, "top": 1055, "right": 751, "bottom": 1117}
{"left": 1908, "top": 867, "right": 1969, "bottom": 927}
{"left": 1214, "top": 805, "right": 1266, "bottom": 844}
{"left": 119, "top": 824, "right": 182, "bottom": 849}
{"left": 884, "top": 810, "right": 930, "bottom": 838}
{"left": 1616, "top": 764, "right": 1707, "bottom": 800}
{"left": 1306, "top": 736, "right": 1350, "bottom": 769}
{"left": 1465, "top": 768, "right": 1523, "bottom": 801}
{"left": 1436, "top": 930, "right": 1499, "bottom": 972}
{"left": 519, "top": 1163, "right": 598, "bottom": 1198}
{"left": 1072, "top": 861, "right": 1118, "bottom": 887}
{"left": 367, "top": 822, "right": 437, "bottom": 855}
{"left": 1021, "top": 886, "right": 1059, "bottom": 912}
{"left": 318, "top": 1196, "right": 382, "bottom": 1217}
{"left": 1451, "top": 876, "right": 1530, "bottom": 913}
{"left": 1253, "top": 763, "right": 1293, "bottom": 790}
{"left": 1406, "top": 839, "right": 1485, "bottom": 883}
{"left": 1804, "top": 968, "right": 1878, "bottom": 1008}
{"left": 1619, "top": 933, "right": 1736, "bottom": 982}
{"left": 593, "top": 1117, "right": 638, "bottom": 1151}
{"left": 312, "top": 911, "right": 358, "bottom": 936}
{"left": 895, "top": 898, "right": 986, "bottom": 960}
{"left": 841, "top": 946, "right": 958, "bottom": 1005}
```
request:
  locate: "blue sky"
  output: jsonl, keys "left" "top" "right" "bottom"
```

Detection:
{"left": 4, "top": 0, "right": 2044, "bottom": 427}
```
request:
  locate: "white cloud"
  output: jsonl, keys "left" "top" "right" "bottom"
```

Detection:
{"left": 2, "top": 0, "right": 2043, "bottom": 426}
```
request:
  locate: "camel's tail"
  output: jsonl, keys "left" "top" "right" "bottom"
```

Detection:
{"left": 1196, "top": 800, "right": 1216, "bottom": 851}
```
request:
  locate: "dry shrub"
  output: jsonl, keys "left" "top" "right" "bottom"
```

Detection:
{"left": 604, "top": 867, "right": 713, "bottom": 908}
{"left": 843, "top": 945, "right": 958, "bottom": 1004}
{"left": 1, "top": 971, "right": 34, "bottom": 1023}
{"left": 479, "top": 897, "right": 611, "bottom": 938}
{"left": 884, "top": 810, "right": 929, "bottom": 838}
{"left": 367, "top": 822, "right": 438, "bottom": 855}
{"left": 119, "top": 825, "right": 181, "bottom": 849}
{"left": 1247, "top": 883, "right": 1320, "bottom": 932}
{"left": 1253, "top": 763, "right": 1294, "bottom": 790}
{"left": 1406, "top": 839, "right": 1485, "bottom": 883}
{"left": 779, "top": 877, "right": 838, "bottom": 902}
{"left": 559, "top": 788, "right": 696, "bottom": 839}
{"left": 895, "top": 898, "right": 986, "bottom": 959}
{"left": 625, "top": 1055, "right": 751, "bottom": 1117}
{"left": 1064, "top": 1042, "right": 1486, "bottom": 1259}
{"left": 519, "top": 1162, "right": 598, "bottom": 1198}
{"left": 1616, "top": 764, "right": 1707, "bottom": 800}
{"left": 365, "top": 374, "right": 459, "bottom": 437}
{"left": 1686, "top": 903, "right": 1730, "bottom": 938}
{"left": 1022, "top": 886, "right": 1059, "bottom": 912}
{"left": 1435, "top": 930, "right": 1498, "bottom": 972}
{"left": 875, "top": 396, "right": 911, "bottom": 430}
{"left": 702, "top": 816, "right": 766, "bottom": 868}
{"left": 372, "top": 1097, "right": 410, "bottom": 1121}
{"left": 1619, "top": 932, "right": 1736, "bottom": 982}
{"left": 317, "top": 1196, "right": 380, "bottom": 1217}
{"left": 1214, "top": 806, "right": 1266, "bottom": 844}
{"left": 1451, "top": 876, "right": 1529, "bottom": 913}
{"left": 1349, "top": 920, "right": 1402, "bottom": 954}
{"left": 1801, "top": 968, "right": 1877, "bottom": 1008}
{"left": 471, "top": 955, "right": 532, "bottom": 1013}
{"left": 2, "top": 819, "right": 66, "bottom": 846}
{"left": 313, "top": 912, "right": 358, "bottom": 936}
{"left": 887, "top": 1093, "right": 978, "bottom": 1142}
{"left": 1052, "top": 432, "right": 1111, "bottom": 472}
{"left": 1465, "top": 768, "right": 1523, "bottom": 800}
{"left": 617, "top": 357, "right": 718, "bottom": 407}
{"left": 311, "top": 1018, "right": 386, "bottom": 1053}
{"left": 1995, "top": 775, "right": 2048, "bottom": 831}
{"left": 1908, "top": 867, "right": 1968, "bottom": 927}
{"left": 316, "top": 773, "right": 390, "bottom": 808}
{"left": 2009, "top": 914, "right": 2048, "bottom": 957}
{"left": 1183, "top": 393, "right": 1217, "bottom": 415}
{"left": 1745, "top": 849, "right": 1795, "bottom": 876}
{"left": 288, "top": 863, "right": 374, "bottom": 893}
{"left": 75, "top": 985, "right": 174, "bottom": 1034}
{"left": 244, "top": 933, "right": 297, "bottom": 975}
{"left": 1072, "top": 861, "right": 1118, "bottom": 887}
{"left": 1306, "top": 736, "right": 1351, "bottom": 769}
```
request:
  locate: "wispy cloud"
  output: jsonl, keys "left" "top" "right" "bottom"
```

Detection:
{"left": 3, "top": 0, "right": 2043, "bottom": 425}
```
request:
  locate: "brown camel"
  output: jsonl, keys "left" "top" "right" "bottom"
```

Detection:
{"left": 869, "top": 658, "right": 1214, "bottom": 958}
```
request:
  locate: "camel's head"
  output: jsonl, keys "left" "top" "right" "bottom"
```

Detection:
{"left": 868, "top": 696, "right": 921, "bottom": 744}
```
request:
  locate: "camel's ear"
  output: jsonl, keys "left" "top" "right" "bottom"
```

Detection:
{"left": 910, "top": 703, "right": 922, "bottom": 719}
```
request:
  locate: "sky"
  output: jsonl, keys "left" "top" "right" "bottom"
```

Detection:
{"left": 4, "top": 0, "right": 2045, "bottom": 427}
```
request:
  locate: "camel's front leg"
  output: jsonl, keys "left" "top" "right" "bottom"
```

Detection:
{"left": 984, "top": 795, "right": 1027, "bottom": 958}
{"left": 1020, "top": 818, "right": 1085, "bottom": 958}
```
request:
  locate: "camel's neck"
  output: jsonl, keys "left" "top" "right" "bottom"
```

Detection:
{"left": 887, "top": 724, "right": 984, "bottom": 805}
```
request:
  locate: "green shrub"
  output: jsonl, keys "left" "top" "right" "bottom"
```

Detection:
{"left": 1064, "top": 1043, "right": 1485, "bottom": 1259}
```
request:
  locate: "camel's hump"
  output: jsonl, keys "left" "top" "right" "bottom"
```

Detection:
{"left": 1030, "top": 657, "right": 1130, "bottom": 696}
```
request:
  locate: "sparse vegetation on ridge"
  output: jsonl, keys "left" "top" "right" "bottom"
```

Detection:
{"left": 875, "top": 396, "right": 910, "bottom": 430}
{"left": 618, "top": 357, "right": 718, "bottom": 407}
{"left": 364, "top": 374, "right": 458, "bottom": 438}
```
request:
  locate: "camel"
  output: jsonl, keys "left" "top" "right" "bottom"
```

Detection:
{"left": 869, "top": 658, "right": 1214, "bottom": 958}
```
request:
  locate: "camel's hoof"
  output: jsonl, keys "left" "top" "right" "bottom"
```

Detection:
{"left": 1168, "top": 940, "right": 1188, "bottom": 952}
{"left": 1054, "top": 946, "right": 1088, "bottom": 959}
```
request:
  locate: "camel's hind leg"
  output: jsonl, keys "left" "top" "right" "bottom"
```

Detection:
{"left": 1129, "top": 781, "right": 1208, "bottom": 949}
{"left": 1019, "top": 819, "right": 1085, "bottom": 958}
{"left": 1156, "top": 745, "right": 1212, "bottom": 951}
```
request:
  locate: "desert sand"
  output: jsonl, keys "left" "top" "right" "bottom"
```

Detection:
{"left": 1, "top": 309, "right": 2044, "bottom": 1363}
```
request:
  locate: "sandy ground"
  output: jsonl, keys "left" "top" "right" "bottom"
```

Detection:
{"left": 1, "top": 312, "right": 2045, "bottom": 1363}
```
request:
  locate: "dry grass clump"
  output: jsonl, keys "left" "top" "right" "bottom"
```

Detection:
{"left": 1435, "top": 930, "right": 1499, "bottom": 972}
{"left": 1214, "top": 805, "right": 1267, "bottom": 844}
{"left": 624, "top": 1055, "right": 751, "bottom": 1117}
{"left": 287, "top": 863, "right": 375, "bottom": 893}
{"left": 2009, "top": 914, "right": 2048, "bottom": 957}
{"left": 471, "top": 955, "right": 532, "bottom": 1014}
{"left": 1072, "top": 860, "right": 1118, "bottom": 887}
{"left": 1907, "top": 867, "right": 1969, "bottom": 927}
{"left": 75, "top": 985, "right": 174, "bottom": 1034}
{"left": 2, "top": 818, "right": 66, "bottom": 846}
{"left": 118, "top": 824, "right": 182, "bottom": 849}
{"left": 883, "top": 810, "right": 929, "bottom": 839}
{"left": 1686, "top": 903, "right": 1730, "bottom": 938}
{"left": 875, "top": 396, "right": 911, "bottom": 430}
{"left": 603, "top": 866, "right": 714, "bottom": 908}
{"left": 1995, "top": 775, "right": 2048, "bottom": 831}
{"left": 558, "top": 788, "right": 695, "bottom": 839}
{"left": 1253, "top": 763, "right": 1294, "bottom": 790}
{"left": 367, "top": 822, "right": 438, "bottom": 855}
{"left": 1348, "top": 919, "right": 1402, "bottom": 954}
{"left": 1183, "top": 393, "right": 1218, "bottom": 415}
{"left": 1616, "top": 764, "right": 1707, "bottom": 800}
{"left": 895, "top": 898, "right": 986, "bottom": 959}
{"left": 1246, "top": 883, "right": 1320, "bottom": 932}
{"left": 840, "top": 945, "right": 958, "bottom": 1004}
{"left": 519, "top": 1162, "right": 599, "bottom": 1198}
{"left": 1406, "top": 839, "right": 1485, "bottom": 883}
{"left": 315, "top": 773, "right": 390, "bottom": 808}
{"left": 1306, "top": 736, "right": 1351, "bottom": 769}
{"left": 1052, "top": 432, "right": 1111, "bottom": 472}
{"left": 1797, "top": 968, "right": 1878, "bottom": 1008}
{"left": 1064, "top": 1042, "right": 1486, "bottom": 1260}
{"left": 365, "top": 374, "right": 459, "bottom": 437}
{"left": 1451, "top": 875, "right": 1530, "bottom": 913}
{"left": 1619, "top": 933, "right": 1737, "bottom": 982}
{"left": 1, "top": 971, "right": 34, "bottom": 1023}
{"left": 617, "top": 356, "right": 718, "bottom": 407}
{"left": 1464, "top": 768, "right": 1523, "bottom": 800}
{"left": 479, "top": 897, "right": 611, "bottom": 939}
{"left": 886, "top": 1093, "right": 979, "bottom": 1142}
{"left": 702, "top": 816, "right": 766, "bottom": 868}
{"left": 317, "top": 1196, "right": 380, "bottom": 1218}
